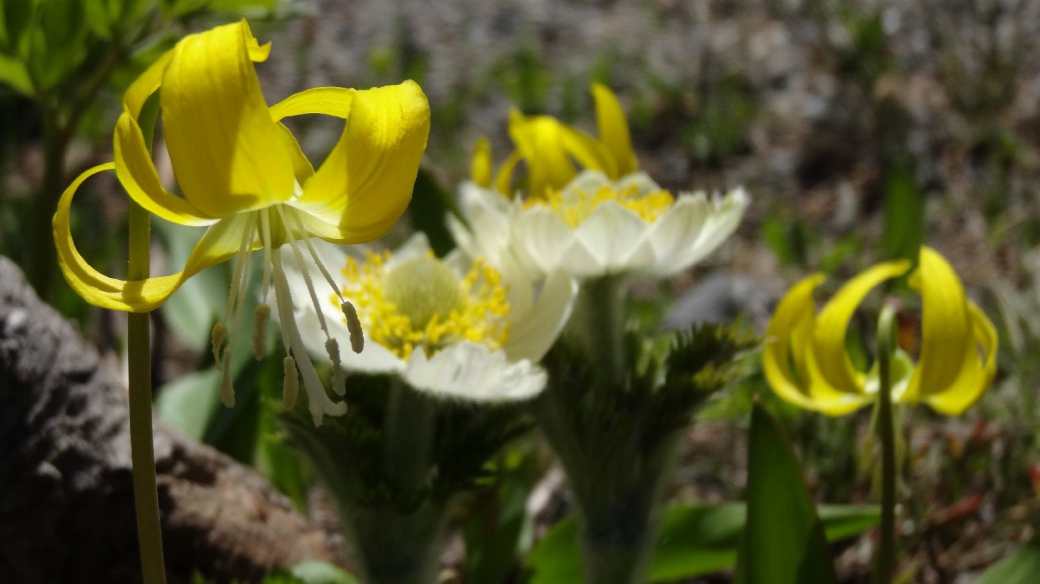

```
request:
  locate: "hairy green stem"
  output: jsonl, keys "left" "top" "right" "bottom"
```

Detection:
{"left": 342, "top": 500, "right": 454, "bottom": 584}
{"left": 573, "top": 275, "right": 627, "bottom": 389}
{"left": 874, "top": 306, "right": 897, "bottom": 584}
{"left": 384, "top": 379, "right": 435, "bottom": 492}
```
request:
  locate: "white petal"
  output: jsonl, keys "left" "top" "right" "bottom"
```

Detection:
{"left": 511, "top": 206, "right": 575, "bottom": 277}
{"left": 385, "top": 232, "right": 432, "bottom": 267}
{"left": 565, "top": 170, "right": 612, "bottom": 195}
{"left": 403, "top": 343, "right": 547, "bottom": 402}
{"left": 505, "top": 268, "right": 578, "bottom": 362}
{"left": 446, "top": 213, "right": 479, "bottom": 260}
{"left": 637, "top": 194, "right": 709, "bottom": 274}
{"left": 497, "top": 251, "right": 535, "bottom": 316}
{"left": 558, "top": 238, "right": 605, "bottom": 278}
{"left": 572, "top": 201, "right": 651, "bottom": 273}
{"left": 616, "top": 171, "right": 663, "bottom": 196}
{"left": 652, "top": 187, "right": 749, "bottom": 276}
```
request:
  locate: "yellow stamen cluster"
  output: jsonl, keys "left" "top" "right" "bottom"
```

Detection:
{"left": 530, "top": 182, "right": 674, "bottom": 228}
{"left": 337, "top": 251, "right": 512, "bottom": 361}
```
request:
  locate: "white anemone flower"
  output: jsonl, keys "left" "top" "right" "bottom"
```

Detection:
{"left": 449, "top": 170, "right": 749, "bottom": 280}
{"left": 280, "top": 233, "right": 577, "bottom": 403}
{"left": 450, "top": 84, "right": 748, "bottom": 281}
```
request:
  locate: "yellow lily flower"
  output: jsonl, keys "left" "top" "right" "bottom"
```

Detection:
{"left": 763, "top": 247, "right": 997, "bottom": 417}
{"left": 489, "top": 83, "right": 639, "bottom": 199}
{"left": 53, "top": 20, "right": 430, "bottom": 425}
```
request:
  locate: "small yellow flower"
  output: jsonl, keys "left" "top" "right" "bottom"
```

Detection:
{"left": 488, "top": 83, "right": 638, "bottom": 199}
{"left": 53, "top": 20, "right": 430, "bottom": 425}
{"left": 763, "top": 247, "right": 998, "bottom": 416}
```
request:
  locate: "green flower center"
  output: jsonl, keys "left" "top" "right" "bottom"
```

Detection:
{"left": 383, "top": 256, "right": 463, "bottom": 330}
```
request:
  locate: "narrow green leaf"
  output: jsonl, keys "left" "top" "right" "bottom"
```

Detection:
{"left": 976, "top": 538, "right": 1040, "bottom": 584}
{"left": 407, "top": 166, "right": 462, "bottom": 258}
{"left": 880, "top": 164, "right": 923, "bottom": 263}
{"left": 734, "top": 403, "right": 838, "bottom": 584}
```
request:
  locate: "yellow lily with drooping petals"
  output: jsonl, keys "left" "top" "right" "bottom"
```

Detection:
{"left": 486, "top": 83, "right": 639, "bottom": 199}
{"left": 54, "top": 20, "right": 430, "bottom": 425}
{"left": 763, "top": 246, "right": 997, "bottom": 417}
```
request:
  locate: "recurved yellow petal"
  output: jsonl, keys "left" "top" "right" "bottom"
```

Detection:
{"left": 763, "top": 273, "right": 826, "bottom": 410}
{"left": 54, "top": 164, "right": 254, "bottom": 312}
{"left": 270, "top": 86, "right": 355, "bottom": 120}
{"left": 508, "top": 112, "right": 577, "bottom": 199}
{"left": 922, "top": 301, "right": 998, "bottom": 415}
{"left": 112, "top": 48, "right": 216, "bottom": 226}
{"left": 591, "top": 83, "right": 638, "bottom": 177}
{"left": 902, "top": 247, "right": 974, "bottom": 403}
{"left": 812, "top": 260, "right": 912, "bottom": 394}
{"left": 559, "top": 125, "right": 617, "bottom": 179}
{"left": 292, "top": 80, "right": 430, "bottom": 243}
{"left": 494, "top": 150, "right": 523, "bottom": 196}
{"left": 161, "top": 20, "right": 294, "bottom": 217}
{"left": 471, "top": 137, "right": 492, "bottom": 188}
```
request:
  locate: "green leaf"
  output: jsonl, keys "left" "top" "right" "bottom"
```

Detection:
{"left": 734, "top": 403, "right": 838, "bottom": 584}
{"left": 0, "top": 52, "right": 31, "bottom": 95}
{"left": 464, "top": 475, "right": 533, "bottom": 584}
{"left": 289, "top": 561, "right": 359, "bottom": 584}
{"left": 156, "top": 369, "right": 223, "bottom": 441}
{"left": 976, "top": 538, "right": 1040, "bottom": 584}
{"left": 407, "top": 166, "right": 462, "bottom": 258}
{"left": 526, "top": 502, "right": 876, "bottom": 583}
{"left": 880, "top": 164, "right": 923, "bottom": 263}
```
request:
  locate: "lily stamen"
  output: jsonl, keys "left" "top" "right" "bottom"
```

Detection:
{"left": 271, "top": 250, "right": 348, "bottom": 425}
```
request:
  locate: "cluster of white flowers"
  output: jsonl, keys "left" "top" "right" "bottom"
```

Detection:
{"left": 283, "top": 84, "right": 748, "bottom": 408}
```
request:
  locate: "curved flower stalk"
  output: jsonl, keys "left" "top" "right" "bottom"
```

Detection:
{"left": 53, "top": 20, "right": 431, "bottom": 425}
{"left": 449, "top": 84, "right": 748, "bottom": 281}
{"left": 282, "top": 233, "right": 578, "bottom": 402}
{"left": 763, "top": 246, "right": 998, "bottom": 416}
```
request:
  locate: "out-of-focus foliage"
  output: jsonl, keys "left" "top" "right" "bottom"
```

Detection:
{"left": 734, "top": 403, "right": 838, "bottom": 584}
{"left": 526, "top": 501, "right": 877, "bottom": 583}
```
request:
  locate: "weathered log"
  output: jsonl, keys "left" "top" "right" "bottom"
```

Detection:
{"left": 0, "top": 256, "right": 344, "bottom": 584}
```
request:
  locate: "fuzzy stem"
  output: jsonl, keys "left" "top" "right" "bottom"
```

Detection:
{"left": 576, "top": 485, "right": 661, "bottom": 584}
{"left": 874, "top": 306, "right": 897, "bottom": 584}
{"left": 342, "top": 500, "right": 454, "bottom": 584}
{"left": 573, "top": 275, "right": 627, "bottom": 389}
{"left": 384, "top": 379, "right": 435, "bottom": 491}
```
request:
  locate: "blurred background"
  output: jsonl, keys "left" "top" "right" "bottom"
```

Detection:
{"left": 3, "top": 0, "right": 1040, "bottom": 581}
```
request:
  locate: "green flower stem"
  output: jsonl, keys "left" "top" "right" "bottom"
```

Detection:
{"left": 384, "top": 379, "right": 435, "bottom": 492}
{"left": 575, "top": 475, "right": 666, "bottom": 584}
{"left": 127, "top": 93, "right": 166, "bottom": 584}
{"left": 342, "top": 499, "right": 454, "bottom": 584}
{"left": 533, "top": 381, "right": 680, "bottom": 584}
{"left": 572, "top": 275, "right": 627, "bottom": 389}
{"left": 874, "top": 306, "right": 897, "bottom": 584}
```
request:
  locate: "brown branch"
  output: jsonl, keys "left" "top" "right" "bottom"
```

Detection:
{"left": 0, "top": 256, "right": 347, "bottom": 584}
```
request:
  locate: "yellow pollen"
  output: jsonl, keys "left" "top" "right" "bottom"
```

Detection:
{"left": 528, "top": 182, "right": 674, "bottom": 228}
{"left": 335, "top": 251, "right": 511, "bottom": 361}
